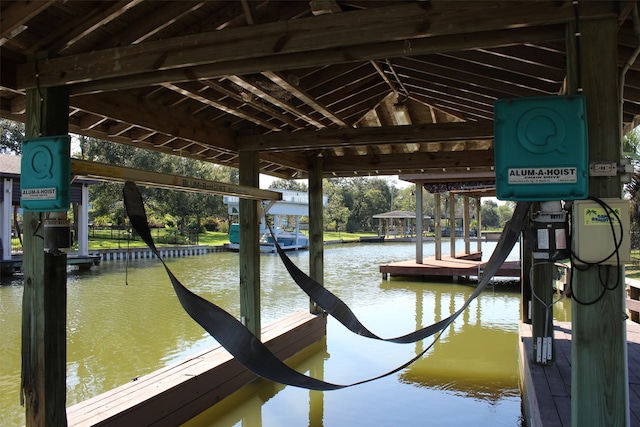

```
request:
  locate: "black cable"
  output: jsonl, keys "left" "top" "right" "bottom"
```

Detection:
{"left": 30, "top": 212, "right": 44, "bottom": 241}
{"left": 573, "top": 0, "right": 583, "bottom": 93}
{"left": 568, "top": 196, "right": 624, "bottom": 305}
{"left": 34, "top": 60, "right": 44, "bottom": 137}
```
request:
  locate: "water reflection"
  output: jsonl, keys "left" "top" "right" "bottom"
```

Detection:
{"left": 1, "top": 241, "right": 532, "bottom": 426}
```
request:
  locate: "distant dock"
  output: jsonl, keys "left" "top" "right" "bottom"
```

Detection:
{"left": 380, "top": 252, "right": 520, "bottom": 282}
{"left": 0, "top": 254, "right": 101, "bottom": 275}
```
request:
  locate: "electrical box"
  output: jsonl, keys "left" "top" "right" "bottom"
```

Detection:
{"left": 572, "top": 199, "right": 630, "bottom": 265}
{"left": 20, "top": 135, "right": 71, "bottom": 212}
{"left": 494, "top": 95, "right": 589, "bottom": 201}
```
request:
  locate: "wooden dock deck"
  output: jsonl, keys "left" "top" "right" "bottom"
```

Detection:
{"left": 519, "top": 320, "right": 640, "bottom": 427}
{"left": 66, "top": 311, "right": 326, "bottom": 426}
{"left": 380, "top": 252, "right": 520, "bottom": 281}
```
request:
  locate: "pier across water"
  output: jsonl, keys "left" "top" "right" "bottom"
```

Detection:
{"left": 380, "top": 252, "right": 520, "bottom": 282}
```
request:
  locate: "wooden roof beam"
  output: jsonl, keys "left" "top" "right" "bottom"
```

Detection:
{"left": 55, "top": 25, "right": 567, "bottom": 96}
{"left": 0, "top": 0, "right": 56, "bottom": 44}
{"left": 237, "top": 120, "right": 494, "bottom": 151}
{"left": 17, "top": 1, "right": 615, "bottom": 89}
{"left": 226, "top": 75, "right": 326, "bottom": 129}
{"left": 163, "top": 82, "right": 282, "bottom": 132}
{"left": 261, "top": 71, "right": 349, "bottom": 127}
{"left": 71, "top": 91, "right": 238, "bottom": 153}
{"left": 201, "top": 79, "right": 303, "bottom": 129}
{"left": 322, "top": 150, "right": 495, "bottom": 174}
{"left": 70, "top": 159, "right": 282, "bottom": 200}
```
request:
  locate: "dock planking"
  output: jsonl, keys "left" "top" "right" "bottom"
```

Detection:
{"left": 67, "top": 311, "right": 327, "bottom": 426}
{"left": 380, "top": 252, "right": 520, "bottom": 281}
{"left": 519, "top": 320, "right": 640, "bottom": 427}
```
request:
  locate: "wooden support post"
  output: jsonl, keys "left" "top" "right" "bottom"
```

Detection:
{"left": 77, "top": 184, "right": 89, "bottom": 256}
{"left": 435, "top": 193, "right": 442, "bottom": 260}
{"left": 463, "top": 196, "right": 470, "bottom": 255}
{"left": 308, "top": 156, "right": 323, "bottom": 314}
{"left": 21, "top": 70, "right": 69, "bottom": 427}
{"left": 567, "top": 17, "right": 629, "bottom": 426}
{"left": 415, "top": 182, "right": 423, "bottom": 264}
{"left": 449, "top": 192, "right": 456, "bottom": 257}
{"left": 475, "top": 196, "right": 482, "bottom": 252}
{"left": 1, "top": 178, "right": 12, "bottom": 260}
{"left": 239, "top": 151, "right": 260, "bottom": 338}
{"left": 521, "top": 216, "right": 533, "bottom": 325}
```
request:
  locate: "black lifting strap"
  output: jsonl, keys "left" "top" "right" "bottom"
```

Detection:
{"left": 124, "top": 181, "right": 529, "bottom": 390}
{"left": 271, "top": 201, "right": 531, "bottom": 343}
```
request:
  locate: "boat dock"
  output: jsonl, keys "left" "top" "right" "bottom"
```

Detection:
{"left": 66, "top": 311, "right": 326, "bottom": 426}
{"left": 519, "top": 320, "right": 640, "bottom": 427}
{"left": 380, "top": 252, "right": 520, "bottom": 281}
{"left": 0, "top": 254, "right": 101, "bottom": 274}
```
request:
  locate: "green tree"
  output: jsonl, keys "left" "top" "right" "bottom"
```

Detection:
{"left": 623, "top": 127, "right": 640, "bottom": 248}
{"left": 497, "top": 202, "right": 516, "bottom": 228}
{"left": 77, "top": 137, "right": 234, "bottom": 232}
{"left": 325, "top": 177, "right": 394, "bottom": 232}
{"left": 0, "top": 119, "right": 24, "bottom": 154}
{"left": 323, "top": 179, "right": 350, "bottom": 231}
{"left": 481, "top": 199, "right": 500, "bottom": 229}
{"left": 268, "top": 178, "right": 308, "bottom": 191}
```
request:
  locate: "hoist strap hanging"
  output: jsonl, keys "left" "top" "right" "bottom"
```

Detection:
{"left": 123, "top": 180, "right": 529, "bottom": 390}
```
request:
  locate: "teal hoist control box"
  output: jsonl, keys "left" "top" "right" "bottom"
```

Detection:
{"left": 20, "top": 135, "right": 71, "bottom": 212}
{"left": 494, "top": 95, "right": 589, "bottom": 201}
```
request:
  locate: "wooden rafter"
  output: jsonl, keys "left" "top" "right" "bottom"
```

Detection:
{"left": 237, "top": 121, "right": 494, "bottom": 151}
{"left": 16, "top": 2, "right": 613, "bottom": 90}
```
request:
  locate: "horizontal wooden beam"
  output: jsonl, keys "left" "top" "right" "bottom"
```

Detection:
{"left": 71, "top": 91, "right": 238, "bottom": 153}
{"left": 70, "top": 159, "right": 282, "bottom": 200}
{"left": 322, "top": 149, "right": 495, "bottom": 174}
{"left": 64, "top": 25, "right": 567, "bottom": 96}
{"left": 15, "top": 2, "right": 615, "bottom": 90}
{"left": 237, "top": 121, "right": 494, "bottom": 151}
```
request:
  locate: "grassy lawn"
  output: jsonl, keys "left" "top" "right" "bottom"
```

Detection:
{"left": 83, "top": 229, "right": 381, "bottom": 250}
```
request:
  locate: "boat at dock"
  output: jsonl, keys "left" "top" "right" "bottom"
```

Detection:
{"left": 228, "top": 223, "right": 309, "bottom": 252}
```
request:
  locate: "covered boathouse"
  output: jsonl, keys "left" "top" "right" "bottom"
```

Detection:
{"left": 1, "top": 1, "right": 639, "bottom": 426}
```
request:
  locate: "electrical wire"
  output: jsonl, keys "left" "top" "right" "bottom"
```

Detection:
{"left": 568, "top": 196, "right": 625, "bottom": 305}
{"left": 529, "top": 261, "right": 570, "bottom": 347}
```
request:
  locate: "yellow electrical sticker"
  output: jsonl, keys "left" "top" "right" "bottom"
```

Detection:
{"left": 582, "top": 207, "right": 622, "bottom": 226}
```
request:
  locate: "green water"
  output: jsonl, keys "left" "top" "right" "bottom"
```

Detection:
{"left": 0, "top": 241, "right": 571, "bottom": 426}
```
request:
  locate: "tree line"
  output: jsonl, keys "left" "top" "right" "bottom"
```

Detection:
{"left": 2, "top": 119, "right": 514, "bottom": 234}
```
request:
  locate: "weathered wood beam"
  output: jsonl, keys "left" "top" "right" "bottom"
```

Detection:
{"left": 567, "top": 17, "right": 628, "bottom": 427}
{"left": 70, "top": 159, "right": 281, "bottom": 200}
{"left": 201, "top": 79, "right": 303, "bottom": 129}
{"left": 322, "top": 149, "right": 494, "bottom": 173}
{"left": 96, "top": 2, "right": 207, "bottom": 49}
{"left": 71, "top": 91, "right": 238, "bottom": 153}
{"left": 163, "top": 82, "right": 282, "bottom": 131}
{"left": 18, "top": 1, "right": 615, "bottom": 90}
{"left": 0, "top": 0, "right": 56, "bottom": 42}
{"left": 308, "top": 156, "right": 324, "bottom": 314}
{"left": 262, "top": 71, "right": 349, "bottom": 127}
{"left": 237, "top": 121, "right": 494, "bottom": 151}
{"left": 21, "top": 55, "right": 69, "bottom": 427}
{"left": 226, "top": 76, "right": 326, "bottom": 129}
{"left": 26, "top": 1, "right": 143, "bottom": 55}
{"left": 239, "top": 150, "right": 261, "bottom": 337}
{"left": 60, "top": 24, "right": 566, "bottom": 96}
